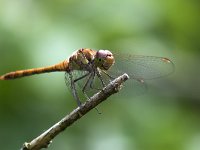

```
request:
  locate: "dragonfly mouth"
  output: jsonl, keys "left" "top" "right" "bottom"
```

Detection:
{"left": 102, "top": 64, "right": 109, "bottom": 70}
{"left": 102, "top": 57, "right": 115, "bottom": 70}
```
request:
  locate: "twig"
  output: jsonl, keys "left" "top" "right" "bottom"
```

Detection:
{"left": 21, "top": 73, "right": 129, "bottom": 150}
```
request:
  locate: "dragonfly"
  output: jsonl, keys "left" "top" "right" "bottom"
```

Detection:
{"left": 0, "top": 48, "right": 174, "bottom": 106}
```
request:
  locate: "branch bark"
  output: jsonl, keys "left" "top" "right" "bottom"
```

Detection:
{"left": 21, "top": 73, "right": 129, "bottom": 150}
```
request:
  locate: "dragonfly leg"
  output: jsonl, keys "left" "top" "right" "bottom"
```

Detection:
{"left": 88, "top": 74, "right": 101, "bottom": 90}
{"left": 74, "top": 72, "right": 90, "bottom": 83}
{"left": 68, "top": 72, "right": 82, "bottom": 106}
{"left": 82, "top": 72, "right": 95, "bottom": 95}
{"left": 81, "top": 72, "right": 101, "bottom": 114}
{"left": 96, "top": 70, "right": 106, "bottom": 87}
{"left": 88, "top": 70, "right": 106, "bottom": 91}
{"left": 69, "top": 72, "right": 93, "bottom": 99}
{"left": 102, "top": 70, "right": 115, "bottom": 80}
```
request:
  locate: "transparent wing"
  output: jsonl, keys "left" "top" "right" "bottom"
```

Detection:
{"left": 107, "top": 52, "right": 175, "bottom": 80}
{"left": 65, "top": 70, "right": 91, "bottom": 101}
{"left": 103, "top": 69, "right": 148, "bottom": 97}
{"left": 105, "top": 52, "right": 174, "bottom": 97}
{"left": 65, "top": 70, "right": 106, "bottom": 100}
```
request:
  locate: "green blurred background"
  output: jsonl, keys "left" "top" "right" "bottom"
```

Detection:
{"left": 0, "top": 0, "right": 200, "bottom": 150}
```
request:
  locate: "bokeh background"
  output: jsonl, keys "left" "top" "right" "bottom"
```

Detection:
{"left": 0, "top": 0, "right": 200, "bottom": 150}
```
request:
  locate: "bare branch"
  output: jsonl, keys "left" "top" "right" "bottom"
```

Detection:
{"left": 21, "top": 73, "right": 129, "bottom": 150}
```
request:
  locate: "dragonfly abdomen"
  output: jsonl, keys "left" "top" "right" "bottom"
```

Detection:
{"left": 0, "top": 60, "right": 68, "bottom": 80}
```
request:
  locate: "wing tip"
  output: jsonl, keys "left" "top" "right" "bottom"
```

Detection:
{"left": 162, "top": 57, "right": 175, "bottom": 71}
{"left": 161, "top": 57, "right": 172, "bottom": 63}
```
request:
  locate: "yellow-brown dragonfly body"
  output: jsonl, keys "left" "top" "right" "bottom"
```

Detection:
{"left": 0, "top": 48, "right": 114, "bottom": 80}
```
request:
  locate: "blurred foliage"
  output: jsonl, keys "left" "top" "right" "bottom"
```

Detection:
{"left": 0, "top": 0, "right": 200, "bottom": 150}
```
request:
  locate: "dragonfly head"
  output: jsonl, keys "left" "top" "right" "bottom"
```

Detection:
{"left": 95, "top": 50, "right": 115, "bottom": 70}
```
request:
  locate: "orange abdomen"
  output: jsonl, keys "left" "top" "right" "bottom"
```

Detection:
{"left": 0, "top": 60, "right": 69, "bottom": 80}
